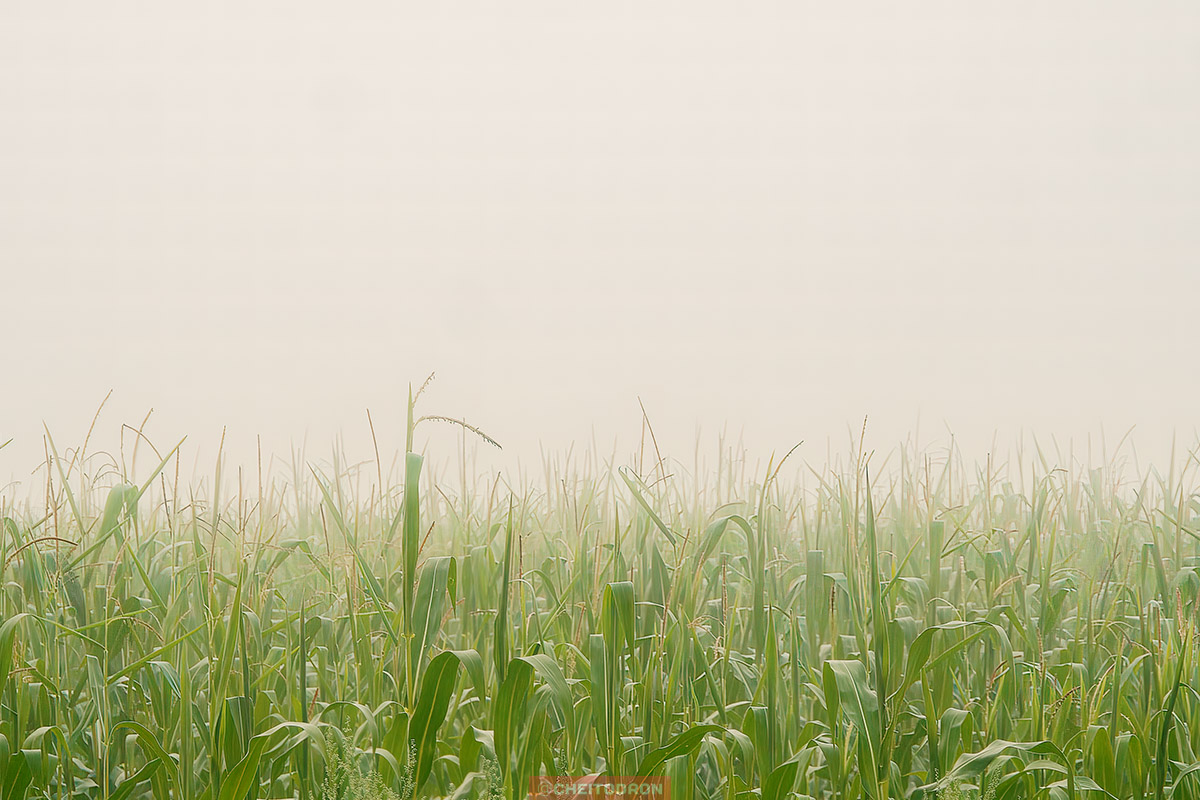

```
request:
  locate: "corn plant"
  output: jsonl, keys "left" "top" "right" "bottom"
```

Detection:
{"left": 3, "top": 400, "right": 1200, "bottom": 798}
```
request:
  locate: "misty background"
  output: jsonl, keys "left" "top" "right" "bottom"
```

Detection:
{"left": 2, "top": 3, "right": 1199, "bottom": 490}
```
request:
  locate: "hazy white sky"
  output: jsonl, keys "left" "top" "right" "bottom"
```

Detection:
{"left": 2, "top": 3, "right": 1199, "bottom": 486}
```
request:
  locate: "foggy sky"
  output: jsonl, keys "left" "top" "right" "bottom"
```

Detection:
{"left": 3, "top": 3, "right": 1199, "bottom": 488}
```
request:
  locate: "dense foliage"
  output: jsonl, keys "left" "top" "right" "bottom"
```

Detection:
{"left": 2, "top": 407, "right": 1200, "bottom": 799}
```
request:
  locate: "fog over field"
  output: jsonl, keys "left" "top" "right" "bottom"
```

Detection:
{"left": 3, "top": 2, "right": 1199, "bottom": 485}
{"left": 9, "top": 7, "right": 1200, "bottom": 800}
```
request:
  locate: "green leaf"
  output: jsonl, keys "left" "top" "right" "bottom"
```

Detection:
{"left": 411, "top": 556, "right": 457, "bottom": 676}
{"left": 111, "top": 721, "right": 180, "bottom": 795}
{"left": 403, "top": 452, "right": 424, "bottom": 631}
{"left": 763, "top": 755, "right": 803, "bottom": 800}
{"left": 495, "top": 657, "right": 535, "bottom": 779}
{"left": 109, "top": 759, "right": 162, "bottom": 800}
{"left": 824, "top": 659, "right": 880, "bottom": 798}
{"left": 637, "top": 724, "right": 724, "bottom": 776}
{"left": 618, "top": 466, "right": 676, "bottom": 545}
{"left": 926, "top": 739, "right": 1070, "bottom": 794}
{"left": 0, "top": 614, "right": 30, "bottom": 691}
{"left": 410, "top": 650, "right": 465, "bottom": 792}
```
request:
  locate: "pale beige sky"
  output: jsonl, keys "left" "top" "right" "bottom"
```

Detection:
{"left": 2, "top": 3, "right": 1199, "bottom": 487}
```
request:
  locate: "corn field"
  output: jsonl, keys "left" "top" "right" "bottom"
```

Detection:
{"left": 3, "top": 402, "right": 1200, "bottom": 799}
